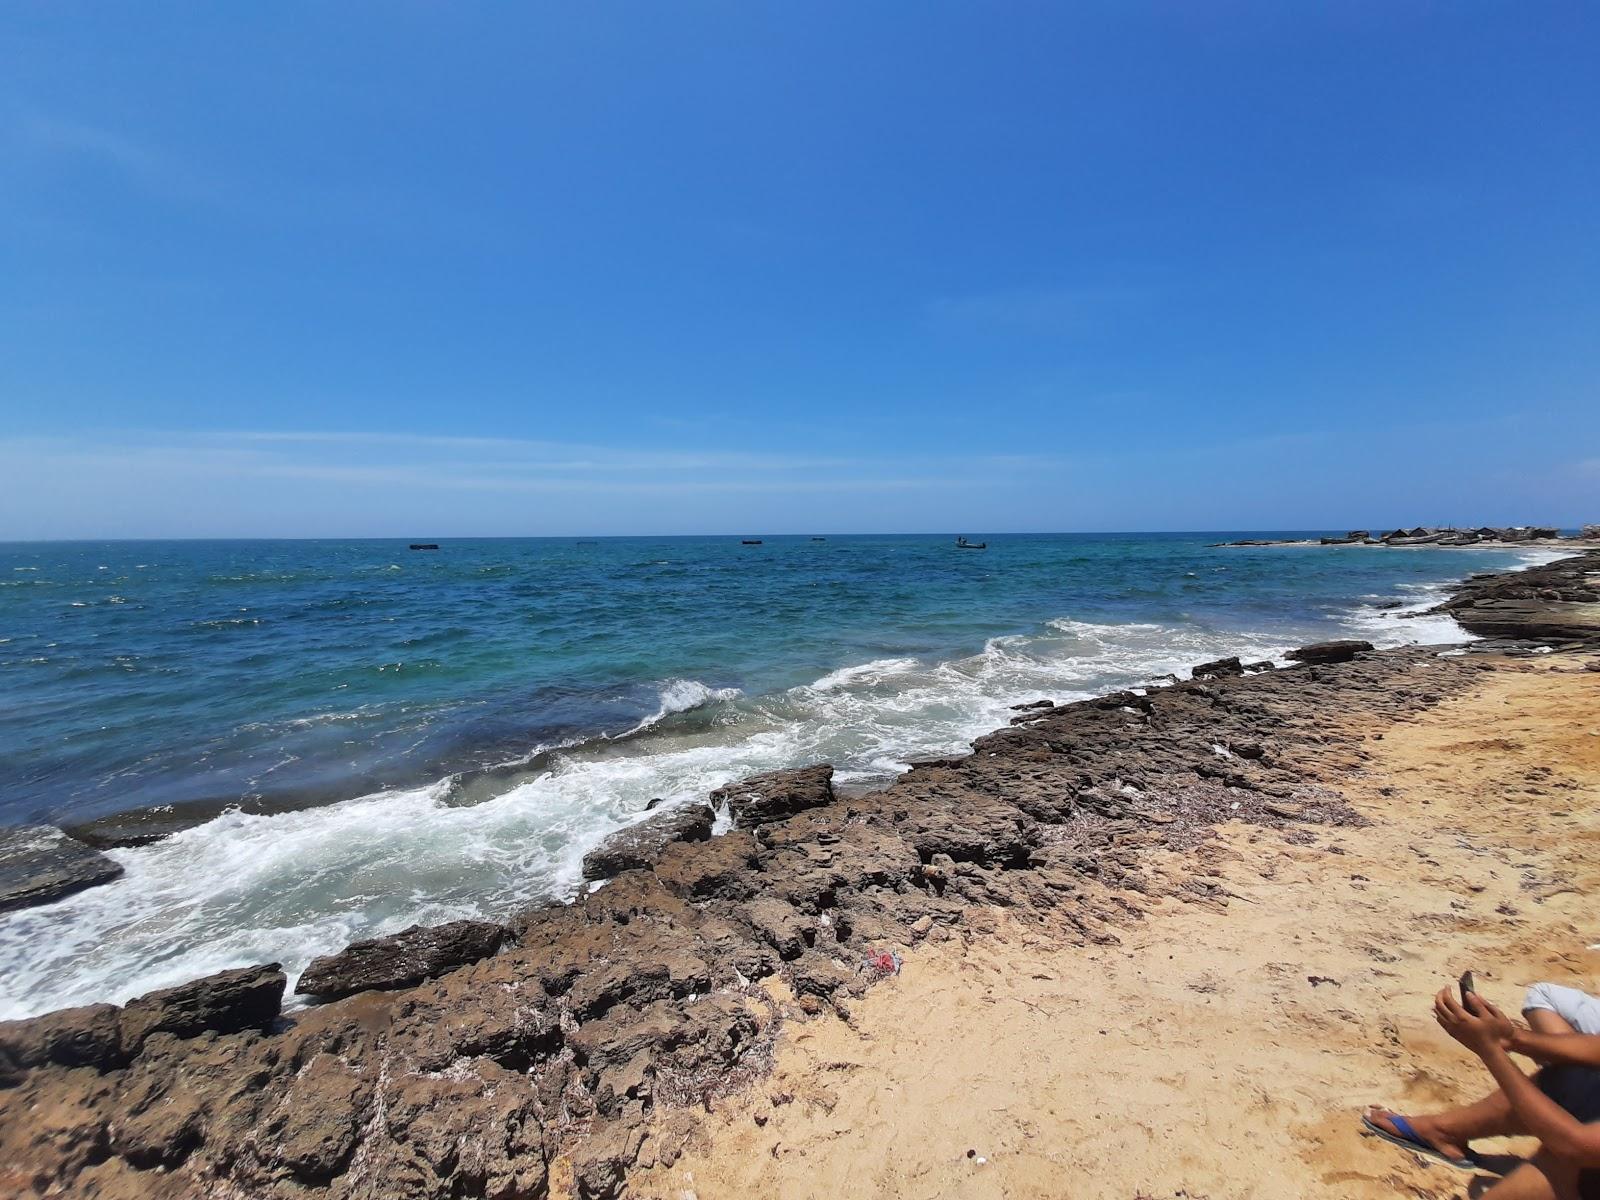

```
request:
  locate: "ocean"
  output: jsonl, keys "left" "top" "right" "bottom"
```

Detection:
{"left": 0, "top": 533, "right": 1556, "bottom": 1017}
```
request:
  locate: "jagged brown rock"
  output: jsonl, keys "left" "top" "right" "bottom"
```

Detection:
{"left": 1286, "top": 639, "right": 1374, "bottom": 664}
{"left": 1191, "top": 655, "right": 1245, "bottom": 679}
{"left": 710, "top": 764, "right": 834, "bottom": 826}
{"left": 295, "top": 920, "right": 507, "bottom": 999}
{"left": 0, "top": 1003, "right": 125, "bottom": 1079}
{"left": 582, "top": 802, "right": 715, "bottom": 881}
{"left": 121, "top": 963, "right": 286, "bottom": 1047}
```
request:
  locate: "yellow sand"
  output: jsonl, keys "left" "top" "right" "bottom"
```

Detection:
{"left": 629, "top": 656, "right": 1600, "bottom": 1199}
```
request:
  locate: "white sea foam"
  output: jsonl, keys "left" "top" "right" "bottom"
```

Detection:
{"left": 623, "top": 678, "right": 743, "bottom": 736}
{"left": 1340, "top": 547, "right": 1570, "bottom": 648}
{"left": 0, "top": 568, "right": 1518, "bottom": 1019}
{"left": 1341, "top": 581, "right": 1470, "bottom": 647}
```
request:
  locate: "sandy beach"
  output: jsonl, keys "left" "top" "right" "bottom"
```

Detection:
{"left": 630, "top": 654, "right": 1600, "bottom": 1200}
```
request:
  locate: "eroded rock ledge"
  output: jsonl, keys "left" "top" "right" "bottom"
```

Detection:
{"left": 1431, "top": 548, "right": 1600, "bottom": 649}
{"left": 0, "top": 826, "right": 124, "bottom": 915}
{"left": 1, "top": 633, "right": 1526, "bottom": 1200}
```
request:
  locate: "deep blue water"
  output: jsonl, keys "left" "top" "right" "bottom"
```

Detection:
{"left": 0, "top": 532, "right": 1550, "bottom": 1016}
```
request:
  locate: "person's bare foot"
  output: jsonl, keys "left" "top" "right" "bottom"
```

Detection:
{"left": 1364, "top": 1106, "right": 1471, "bottom": 1162}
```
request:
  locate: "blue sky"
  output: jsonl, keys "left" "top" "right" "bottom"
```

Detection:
{"left": 2, "top": 2, "right": 1596, "bottom": 538}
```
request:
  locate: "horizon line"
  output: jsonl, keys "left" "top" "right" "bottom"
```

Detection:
{"left": 0, "top": 526, "right": 1586, "bottom": 546}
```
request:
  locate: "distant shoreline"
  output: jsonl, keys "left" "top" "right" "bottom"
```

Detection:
{"left": 1216, "top": 536, "right": 1599, "bottom": 551}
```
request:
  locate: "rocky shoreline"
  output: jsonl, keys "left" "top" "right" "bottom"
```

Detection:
{"left": 1215, "top": 524, "right": 1598, "bottom": 548}
{"left": 2, "top": 552, "right": 1597, "bottom": 1199}
{"left": 1430, "top": 546, "right": 1600, "bottom": 649}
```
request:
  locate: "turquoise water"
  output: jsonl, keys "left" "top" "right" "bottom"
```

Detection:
{"left": 0, "top": 533, "right": 1548, "bottom": 1015}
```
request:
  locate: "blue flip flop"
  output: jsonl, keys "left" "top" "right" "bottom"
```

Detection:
{"left": 1361, "top": 1111, "right": 1476, "bottom": 1170}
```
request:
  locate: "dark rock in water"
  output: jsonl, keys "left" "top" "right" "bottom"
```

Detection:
{"left": 295, "top": 920, "right": 507, "bottom": 999}
{"left": 902, "top": 754, "right": 967, "bottom": 770}
{"left": 582, "top": 803, "right": 715, "bottom": 881}
{"left": 1286, "top": 640, "right": 1374, "bottom": 665}
{"left": 0, "top": 825, "right": 125, "bottom": 913}
{"left": 1191, "top": 656, "right": 1245, "bottom": 679}
{"left": 0, "top": 1003, "right": 126, "bottom": 1079}
{"left": 1242, "top": 661, "right": 1276, "bottom": 673}
{"left": 63, "top": 807, "right": 197, "bottom": 848}
{"left": 65, "top": 788, "right": 383, "bottom": 847}
{"left": 121, "top": 964, "right": 285, "bottom": 1047}
{"left": 710, "top": 764, "right": 835, "bottom": 826}
{"left": 1010, "top": 699, "right": 1055, "bottom": 710}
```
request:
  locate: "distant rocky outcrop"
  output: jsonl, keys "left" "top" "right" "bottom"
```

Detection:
{"left": 0, "top": 825, "right": 125, "bottom": 913}
{"left": 1216, "top": 525, "right": 1591, "bottom": 549}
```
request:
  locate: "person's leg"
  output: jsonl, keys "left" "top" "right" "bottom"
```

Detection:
{"left": 1367, "top": 1088, "right": 1525, "bottom": 1160}
{"left": 1526, "top": 984, "right": 1600, "bottom": 1036}
{"left": 1476, "top": 1149, "right": 1582, "bottom": 1200}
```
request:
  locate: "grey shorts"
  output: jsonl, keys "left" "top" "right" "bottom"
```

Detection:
{"left": 1536, "top": 1066, "right": 1600, "bottom": 1200}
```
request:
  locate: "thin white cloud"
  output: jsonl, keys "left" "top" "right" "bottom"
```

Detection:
{"left": 8, "top": 112, "right": 214, "bottom": 204}
{"left": 0, "top": 432, "right": 975, "bottom": 500}
{"left": 198, "top": 430, "right": 870, "bottom": 473}
{"left": 17, "top": 115, "right": 159, "bottom": 174}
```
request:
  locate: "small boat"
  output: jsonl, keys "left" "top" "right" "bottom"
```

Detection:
{"left": 741, "top": 539, "right": 763, "bottom": 545}
{"left": 955, "top": 537, "right": 987, "bottom": 550}
{"left": 408, "top": 543, "right": 440, "bottom": 551}
{"left": 810, "top": 536, "right": 826, "bottom": 541}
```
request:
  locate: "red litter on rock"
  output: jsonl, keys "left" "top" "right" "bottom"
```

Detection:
{"left": 864, "top": 948, "right": 901, "bottom": 976}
